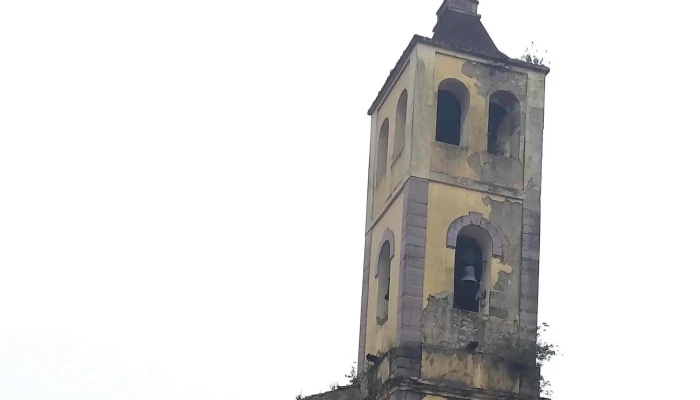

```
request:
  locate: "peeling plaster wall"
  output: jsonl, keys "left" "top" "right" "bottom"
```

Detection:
{"left": 419, "top": 183, "right": 535, "bottom": 399}
{"left": 424, "top": 181, "right": 491, "bottom": 301}
{"left": 363, "top": 191, "right": 405, "bottom": 359}
{"left": 421, "top": 295, "right": 516, "bottom": 352}
{"left": 424, "top": 181, "right": 521, "bottom": 315}
{"left": 482, "top": 196, "right": 523, "bottom": 316}
{"left": 421, "top": 347, "right": 520, "bottom": 393}
{"left": 414, "top": 50, "right": 530, "bottom": 192}
{"left": 411, "top": 42, "right": 545, "bottom": 348}
{"left": 370, "top": 55, "right": 416, "bottom": 219}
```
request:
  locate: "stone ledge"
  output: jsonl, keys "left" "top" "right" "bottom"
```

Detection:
{"left": 400, "top": 378, "right": 545, "bottom": 400}
{"left": 302, "top": 385, "right": 361, "bottom": 400}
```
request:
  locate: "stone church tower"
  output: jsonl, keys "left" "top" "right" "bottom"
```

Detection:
{"left": 305, "top": 1, "right": 549, "bottom": 399}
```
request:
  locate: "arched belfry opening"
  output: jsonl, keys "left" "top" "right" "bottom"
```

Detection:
{"left": 436, "top": 78, "right": 470, "bottom": 146}
{"left": 447, "top": 214, "right": 502, "bottom": 314}
{"left": 394, "top": 89, "right": 408, "bottom": 158}
{"left": 376, "top": 118, "right": 390, "bottom": 181}
{"left": 454, "top": 235, "right": 484, "bottom": 312}
{"left": 487, "top": 91, "right": 520, "bottom": 158}
{"left": 376, "top": 241, "right": 392, "bottom": 325}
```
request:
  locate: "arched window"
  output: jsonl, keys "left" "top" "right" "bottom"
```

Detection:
{"left": 376, "top": 241, "right": 391, "bottom": 325}
{"left": 393, "top": 89, "right": 408, "bottom": 159}
{"left": 454, "top": 235, "right": 484, "bottom": 312}
{"left": 487, "top": 91, "right": 520, "bottom": 158}
{"left": 447, "top": 214, "right": 501, "bottom": 314}
{"left": 435, "top": 79, "right": 470, "bottom": 146}
{"left": 376, "top": 118, "right": 389, "bottom": 182}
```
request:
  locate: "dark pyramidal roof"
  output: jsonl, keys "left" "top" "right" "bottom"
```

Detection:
{"left": 431, "top": 1, "right": 505, "bottom": 59}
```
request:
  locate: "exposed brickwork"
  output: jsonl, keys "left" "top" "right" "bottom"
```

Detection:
{"left": 445, "top": 211, "right": 504, "bottom": 258}
{"left": 394, "top": 177, "right": 428, "bottom": 378}
{"left": 357, "top": 232, "right": 372, "bottom": 371}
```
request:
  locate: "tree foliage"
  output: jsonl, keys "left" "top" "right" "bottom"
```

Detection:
{"left": 344, "top": 362, "right": 359, "bottom": 385}
{"left": 491, "top": 323, "right": 559, "bottom": 396}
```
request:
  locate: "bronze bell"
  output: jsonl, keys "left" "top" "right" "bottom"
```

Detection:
{"left": 460, "top": 265, "right": 479, "bottom": 284}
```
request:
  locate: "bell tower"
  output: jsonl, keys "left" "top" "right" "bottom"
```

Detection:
{"left": 356, "top": 1, "right": 549, "bottom": 399}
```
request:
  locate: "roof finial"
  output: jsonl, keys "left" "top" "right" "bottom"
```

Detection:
{"left": 438, "top": 0, "right": 479, "bottom": 17}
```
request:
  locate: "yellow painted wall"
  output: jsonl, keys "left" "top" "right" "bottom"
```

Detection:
{"left": 372, "top": 61, "right": 412, "bottom": 218}
{"left": 423, "top": 181, "right": 515, "bottom": 308}
{"left": 424, "top": 52, "right": 525, "bottom": 191}
{"left": 422, "top": 350, "right": 519, "bottom": 393}
{"left": 434, "top": 53, "right": 490, "bottom": 154}
{"left": 363, "top": 190, "right": 404, "bottom": 357}
{"left": 429, "top": 53, "right": 487, "bottom": 183}
{"left": 409, "top": 44, "right": 436, "bottom": 179}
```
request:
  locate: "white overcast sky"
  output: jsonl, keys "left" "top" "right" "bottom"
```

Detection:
{"left": 1, "top": 1, "right": 699, "bottom": 399}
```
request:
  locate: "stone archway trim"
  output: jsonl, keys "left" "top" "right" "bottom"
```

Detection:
{"left": 446, "top": 212, "right": 503, "bottom": 258}
{"left": 374, "top": 229, "right": 395, "bottom": 277}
